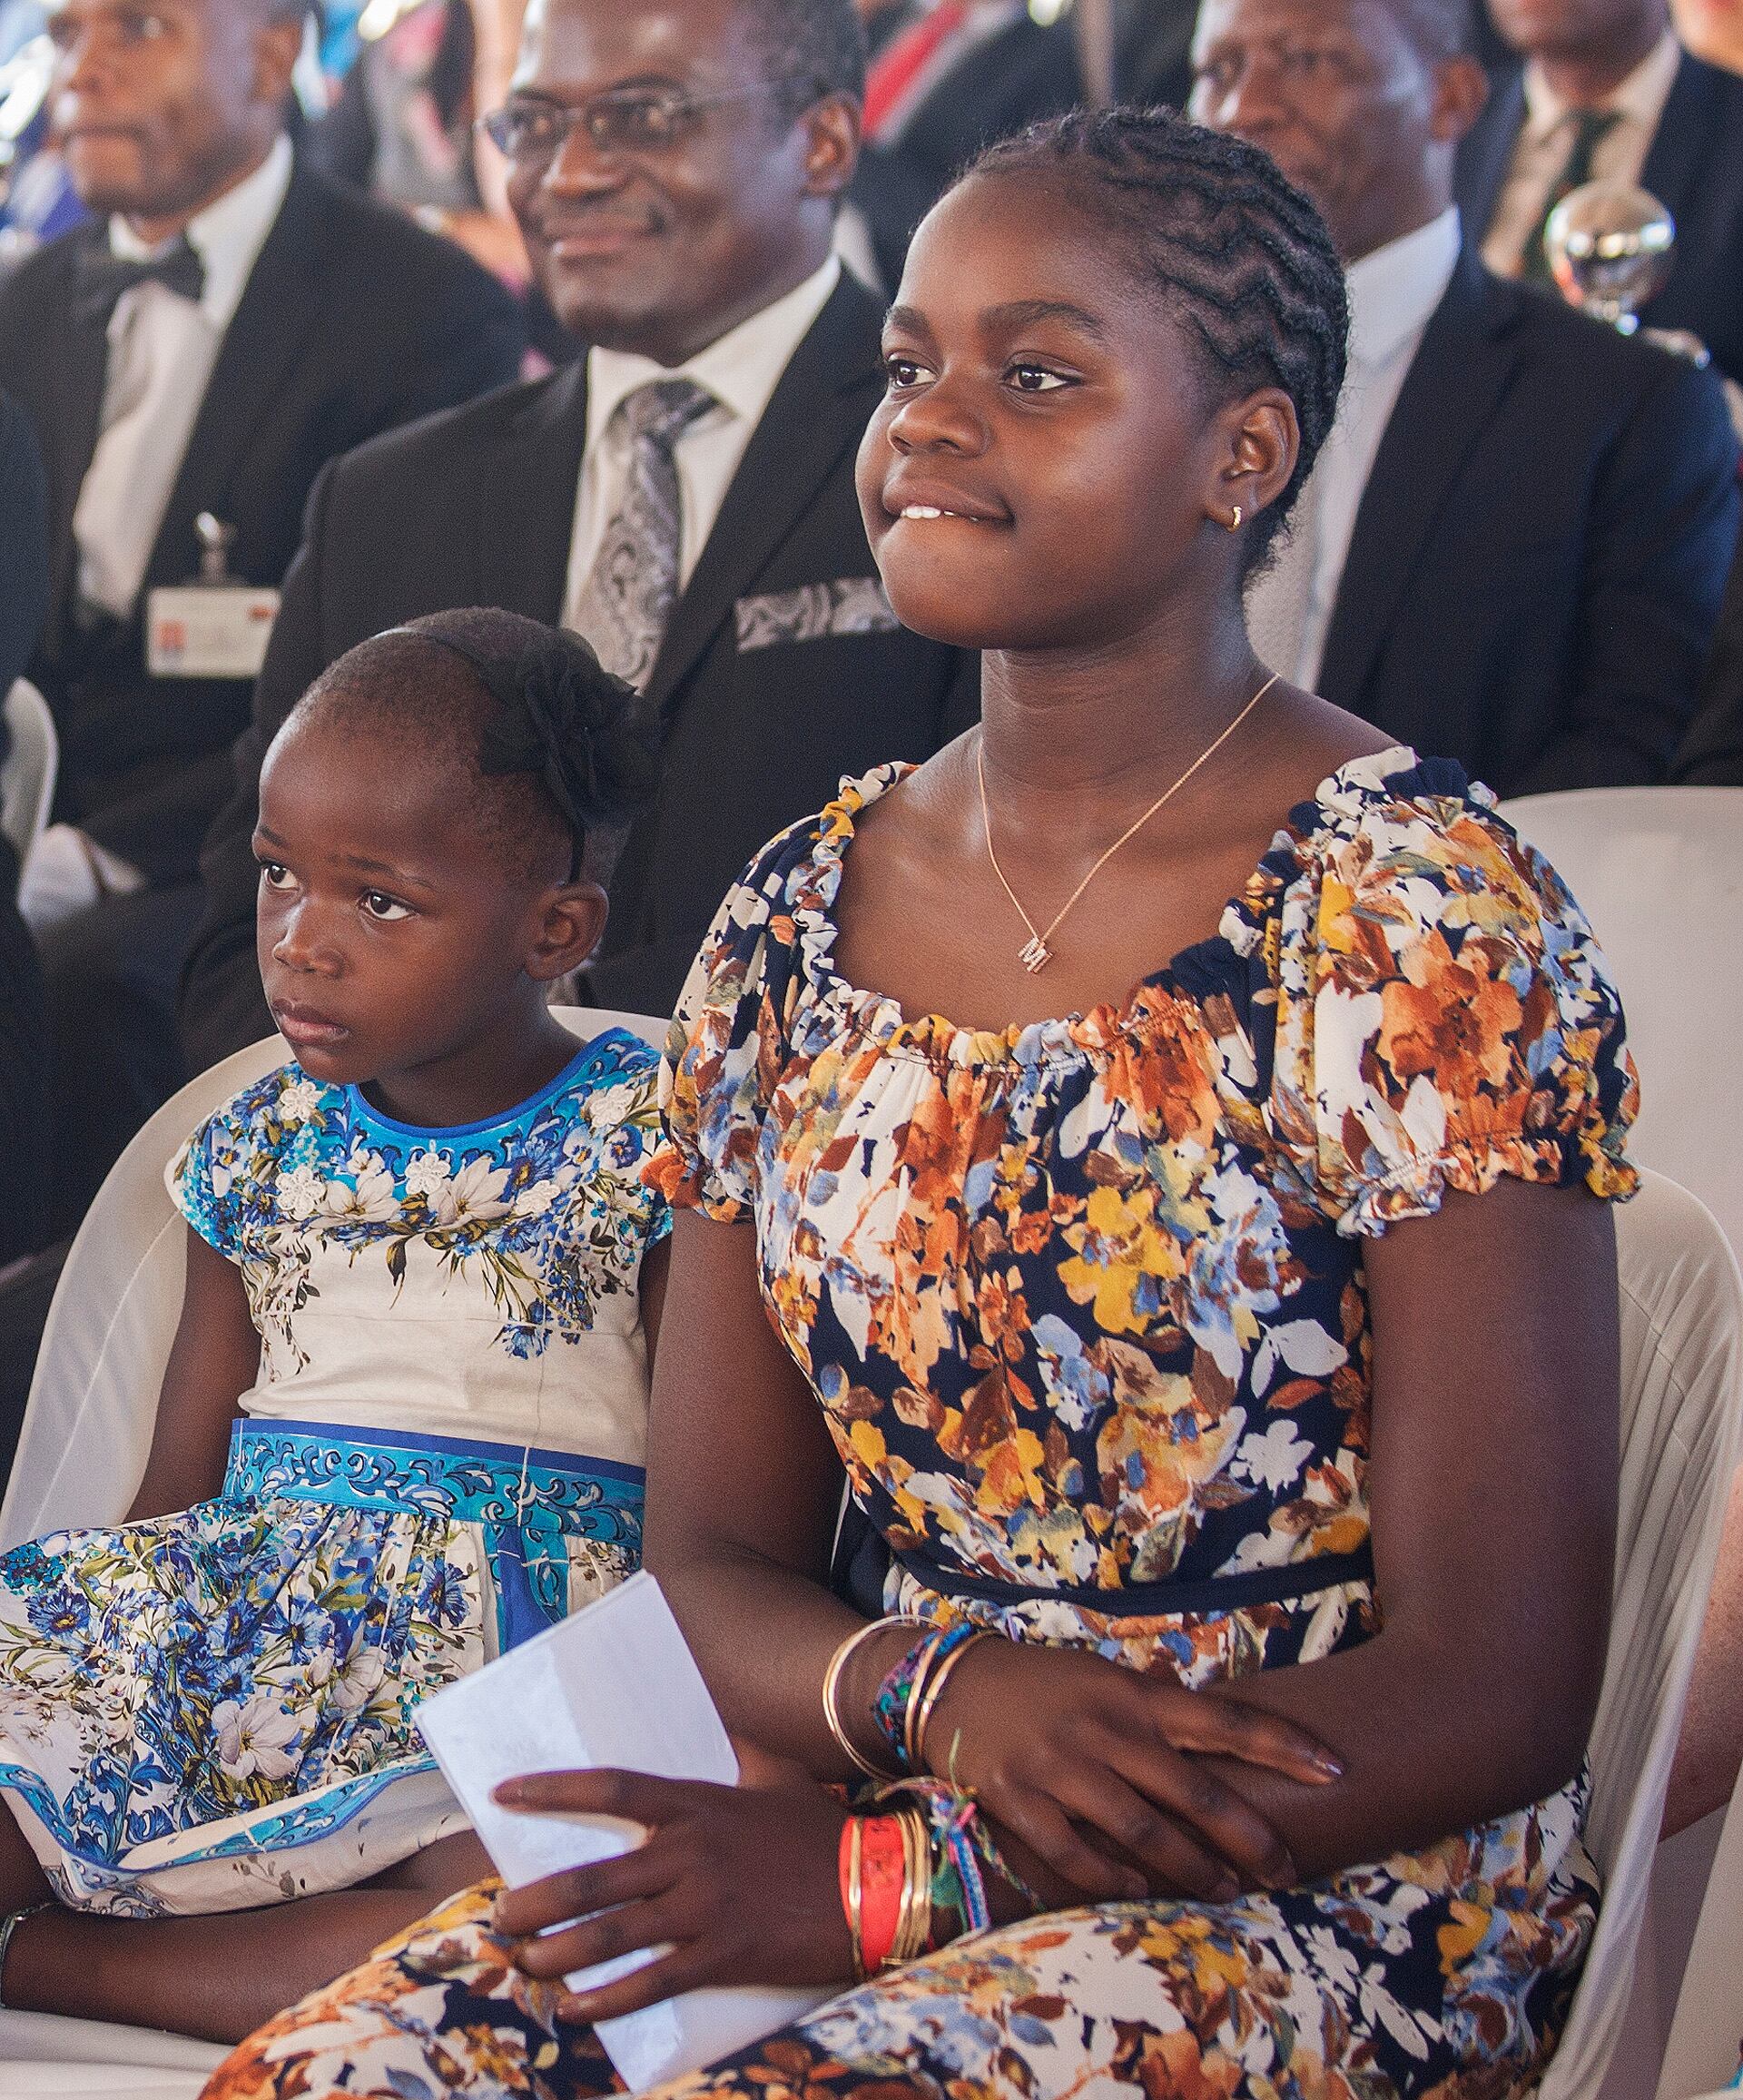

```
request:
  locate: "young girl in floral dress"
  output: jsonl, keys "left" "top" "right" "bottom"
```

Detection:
{"left": 0, "top": 608, "right": 671, "bottom": 2039}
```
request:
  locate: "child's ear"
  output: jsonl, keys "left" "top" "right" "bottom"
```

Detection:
{"left": 526, "top": 882, "right": 610, "bottom": 984}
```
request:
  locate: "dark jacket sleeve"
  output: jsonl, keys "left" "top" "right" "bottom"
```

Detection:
{"left": 375, "top": 244, "right": 525, "bottom": 431}
{"left": 0, "top": 389, "right": 48, "bottom": 702}
{"left": 179, "top": 460, "right": 340, "bottom": 1069}
{"left": 1511, "top": 352, "right": 1741, "bottom": 794}
{"left": 1676, "top": 543, "right": 1743, "bottom": 784}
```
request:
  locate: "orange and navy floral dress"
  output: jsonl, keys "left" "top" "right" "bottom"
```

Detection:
{"left": 204, "top": 749, "right": 1637, "bottom": 2100}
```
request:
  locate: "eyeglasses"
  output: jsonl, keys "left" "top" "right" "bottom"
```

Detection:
{"left": 478, "top": 85, "right": 779, "bottom": 162}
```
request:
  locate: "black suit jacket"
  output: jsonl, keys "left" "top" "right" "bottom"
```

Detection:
{"left": 1315, "top": 248, "right": 1739, "bottom": 794}
{"left": 1675, "top": 549, "right": 1743, "bottom": 784}
{"left": 1455, "top": 48, "right": 1743, "bottom": 385}
{"left": 0, "top": 158, "right": 526, "bottom": 885}
{"left": 851, "top": 16, "right": 1083, "bottom": 289}
{"left": 181, "top": 272, "right": 982, "bottom": 1063}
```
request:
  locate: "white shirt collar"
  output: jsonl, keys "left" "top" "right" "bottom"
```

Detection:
{"left": 585, "top": 254, "right": 842, "bottom": 451}
{"left": 1521, "top": 26, "right": 1682, "bottom": 141}
{"left": 1344, "top": 207, "right": 1462, "bottom": 370}
{"left": 108, "top": 133, "right": 294, "bottom": 331}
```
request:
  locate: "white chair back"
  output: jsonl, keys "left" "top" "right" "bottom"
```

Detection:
{"left": 1657, "top": 1755, "right": 1743, "bottom": 2098}
{"left": 1498, "top": 788, "right": 1743, "bottom": 1264}
{"left": 1540, "top": 1168, "right": 1743, "bottom": 2100}
{"left": 0, "top": 1006, "right": 665, "bottom": 1551}
{"left": 0, "top": 678, "right": 56, "bottom": 863}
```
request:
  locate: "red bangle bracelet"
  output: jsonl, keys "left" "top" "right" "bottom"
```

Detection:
{"left": 856, "top": 1813, "right": 908, "bottom": 1975}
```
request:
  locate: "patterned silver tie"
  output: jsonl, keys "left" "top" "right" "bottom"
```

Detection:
{"left": 569, "top": 377, "right": 716, "bottom": 690}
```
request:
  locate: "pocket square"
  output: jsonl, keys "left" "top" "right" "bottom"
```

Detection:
{"left": 734, "top": 577, "right": 900, "bottom": 652}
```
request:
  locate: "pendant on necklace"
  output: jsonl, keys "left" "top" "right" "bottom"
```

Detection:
{"left": 1019, "top": 934, "right": 1053, "bottom": 974}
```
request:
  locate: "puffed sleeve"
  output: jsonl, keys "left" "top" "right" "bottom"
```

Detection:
{"left": 165, "top": 1070, "right": 281, "bottom": 1258}
{"left": 646, "top": 812, "right": 825, "bottom": 1223}
{"left": 1267, "top": 769, "right": 1639, "bottom": 1237}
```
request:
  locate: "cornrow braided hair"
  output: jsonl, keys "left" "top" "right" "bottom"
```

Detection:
{"left": 967, "top": 106, "right": 1350, "bottom": 573}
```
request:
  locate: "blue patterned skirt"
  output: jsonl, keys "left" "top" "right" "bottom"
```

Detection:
{"left": 0, "top": 1420, "right": 642, "bottom": 1916}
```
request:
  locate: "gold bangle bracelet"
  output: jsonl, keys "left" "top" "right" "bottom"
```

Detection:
{"left": 822, "top": 1616, "right": 925, "bottom": 1780}
{"left": 846, "top": 1813, "right": 867, "bottom": 1981}
{"left": 900, "top": 1629, "right": 950, "bottom": 1773}
{"left": 910, "top": 1629, "right": 994, "bottom": 1775}
{"left": 896, "top": 1804, "right": 933, "bottom": 1963}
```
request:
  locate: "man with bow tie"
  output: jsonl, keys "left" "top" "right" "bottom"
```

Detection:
{"left": 0, "top": 0, "right": 526, "bottom": 1237}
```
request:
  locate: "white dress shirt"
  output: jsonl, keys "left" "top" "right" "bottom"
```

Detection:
{"left": 561, "top": 254, "right": 842, "bottom": 627}
{"left": 1246, "top": 207, "right": 1462, "bottom": 693}
{"left": 72, "top": 133, "right": 293, "bottom": 622}
{"left": 1480, "top": 29, "right": 1681, "bottom": 279}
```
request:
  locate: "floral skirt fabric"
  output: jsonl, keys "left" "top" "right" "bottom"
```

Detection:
{"left": 0, "top": 1424, "right": 641, "bottom": 1917}
{"left": 203, "top": 1783, "right": 1598, "bottom": 2100}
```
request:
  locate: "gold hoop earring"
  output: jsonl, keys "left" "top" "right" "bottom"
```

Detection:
{"left": 1226, "top": 505, "right": 1244, "bottom": 533}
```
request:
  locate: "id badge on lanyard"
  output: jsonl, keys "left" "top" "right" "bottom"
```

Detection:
{"left": 146, "top": 512, "right": 281, "bottom": 679}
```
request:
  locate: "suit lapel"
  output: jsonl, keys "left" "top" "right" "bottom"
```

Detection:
{"left": 476, "top": 359, "right": 590, "bottom": 621}
{"left": 645, "top": 274, "right": 886, "bottom": 714}
{"left": 142, "top": 166, "right": 331, "bottom": 592}
{"left": 1317, "top": 252, "right": 1522, "bottom": 707}
{"left": 46, "top": 228, "right": 115, "bottom": 641}
{"left": 1640, "top": 51, "right": 1713, "bottom": 228}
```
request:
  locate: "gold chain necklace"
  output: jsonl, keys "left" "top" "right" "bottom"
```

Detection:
{"left": 976, "top": 672, "right": 1280, "bottom": 974}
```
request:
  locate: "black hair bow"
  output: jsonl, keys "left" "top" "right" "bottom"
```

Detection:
{"left": 413, "top": 625, "right": 661, "bottom": 877}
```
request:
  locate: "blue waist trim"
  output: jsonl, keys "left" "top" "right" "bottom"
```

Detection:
{"left": 225, "top": 1419, "right": 645, "bottom": 1651}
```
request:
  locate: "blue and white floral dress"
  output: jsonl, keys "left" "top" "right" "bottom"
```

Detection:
{"left": 0, "top": 1029, "right": 668, "bottom": 1917}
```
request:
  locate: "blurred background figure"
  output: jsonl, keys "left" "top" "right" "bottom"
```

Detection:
{"left": 1458, "top": 0, "right": 1743, "bottom": 383}
{"left": 0, "top": 9, "right": 85, "bottom": 261}
{"left": 847, "top": 0, "right": 1084, "bottom": 288}
{"left": 310, "top": 0, "right": 480, "bottom": 220}
{"left": 1190, "top": 0, "right": 1738, "bottom": 792}
{"left": 1670, "top": 0, "right": 1743, "bottom": 68}
{"left": 0, "top": 0, "right": 526, "bottom": 1242}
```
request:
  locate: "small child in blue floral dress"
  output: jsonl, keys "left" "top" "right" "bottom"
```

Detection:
{"left": 0, "top": 611, "right": 671, "bottom": 2028}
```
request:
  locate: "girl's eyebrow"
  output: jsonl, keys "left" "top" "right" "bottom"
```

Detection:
{"left": 982, "top": 298, "right": 1110, "bottom": 342}
{"left": 883, "top": 304, "right": 936, "bottom": 341}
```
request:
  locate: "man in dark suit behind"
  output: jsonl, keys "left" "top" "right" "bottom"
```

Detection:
{"left": 848, "top": 0, "right": 1083, "bottom": 290}
{"left": 182, "top": 0, "right": 980, "bottom": 1069}
{"left": 1455, "top": 0, "right": 1743, "bottom": 385}
{"left": 1189, "top": 0, "right": 1738, "bottom": 794}
{"left": 0, "top": 0, "right": 526, "bottom": 1234}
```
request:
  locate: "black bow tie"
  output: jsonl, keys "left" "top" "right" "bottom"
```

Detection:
{"left": 74, "top": 235, "right": 205, "bottom": 327}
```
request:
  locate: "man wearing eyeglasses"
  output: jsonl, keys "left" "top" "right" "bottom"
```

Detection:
{"left": 182, "top": 0, "right": 983, "bottom": 1067}
{"left": 0, "top": 0, "right": 527, "bottom": 1240}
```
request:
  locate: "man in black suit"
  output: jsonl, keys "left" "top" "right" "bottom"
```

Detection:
{"left": 182, "top": 0, "right": 980, "bottom": 1068}
{"left": 1189, "top": 0, "right": 1738, "bottom": 794}
{"left": 1456, "top": 0, "right": 1743, "bottom": 384}
{"left": 849, "top": 0, "right": 1082, "bottom": 290}
{"left": 0, "top": 0, "right": 526, "bottom": 1233}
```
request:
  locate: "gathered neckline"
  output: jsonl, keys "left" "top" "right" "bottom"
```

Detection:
{"left": 791, "top": 744, "right": 1461, "bottom": 1068}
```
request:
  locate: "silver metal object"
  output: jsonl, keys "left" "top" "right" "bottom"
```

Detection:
{"left": 1544, "top": 181, "right": 1676, "bottom": 335}
{"left": 194, "top": 513, "right": 237, "bottom": 586}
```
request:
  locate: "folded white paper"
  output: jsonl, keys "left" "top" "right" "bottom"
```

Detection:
{"left": 416, "top": 1571, "right": 833, "bottom": 2088}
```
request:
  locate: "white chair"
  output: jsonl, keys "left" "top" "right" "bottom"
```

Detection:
{"left": 1541, "top": 1169, "right": 1743, "bottom": 2100}
{"left": 0, "top": 1008, "right": 665, "bottom": 2085}
{"left": 1658, "top": 1753, "right": 1743, "bottom": 2098}
{"left": 0, "top": 680, "right": 56, "bottom": 867}
{"left": 1497, "top": 788, "right": 1743, "bottom": 1266}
